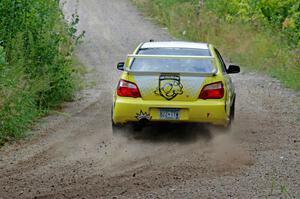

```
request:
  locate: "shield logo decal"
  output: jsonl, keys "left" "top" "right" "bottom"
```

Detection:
{"left": 154, "top": 75, "right": 184, "bottom": 100}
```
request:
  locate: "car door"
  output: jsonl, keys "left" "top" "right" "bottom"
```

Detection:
{"left": 214, "top": 48, "right": 234, "bottom": 117}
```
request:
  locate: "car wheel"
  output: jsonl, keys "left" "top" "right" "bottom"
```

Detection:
{"left": 112, "top": 122, "right": 125, "bottom": 134}
{"left": 226, "top": 97, "right": 235, "bottom": 129}
{"left": 231, "top": 96, "right": 235, "bottom": 121}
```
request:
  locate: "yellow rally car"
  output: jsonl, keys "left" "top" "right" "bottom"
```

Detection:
{"left": 112, "top": 41, "right": 240, "bottom": 131}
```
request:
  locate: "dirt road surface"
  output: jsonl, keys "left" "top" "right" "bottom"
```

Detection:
{"left": 0, "top": 0, "right": 299, "bottom": 198}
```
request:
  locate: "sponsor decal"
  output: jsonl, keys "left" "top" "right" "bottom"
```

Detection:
{"left": 154, "top": 75, "right": 184, "bottom": 100}
{"left": 136, "top": 110, "right": 152, "bottom": 121}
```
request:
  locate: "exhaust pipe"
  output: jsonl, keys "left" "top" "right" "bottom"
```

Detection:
{"left": 138, "top": 118, "right": 150, "bottom": 126}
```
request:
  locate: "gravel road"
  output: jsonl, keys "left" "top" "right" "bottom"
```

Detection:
{"left": 0, "top": 0, "right": 299, "bottom": 198}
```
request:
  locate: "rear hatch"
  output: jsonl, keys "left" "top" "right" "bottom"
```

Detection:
{"left": 129, "top": 47, "right": 216, "bottom": 101}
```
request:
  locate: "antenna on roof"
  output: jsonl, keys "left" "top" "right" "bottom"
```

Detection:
{"left": 149, "top": 39, "right": 154, "bottom": 42}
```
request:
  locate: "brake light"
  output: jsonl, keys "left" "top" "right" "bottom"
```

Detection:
{"left": 199, "top": 82, "right": 224, "bottom": 99}
{"left": 117, "top": 80, "right": 141, "bottom": 98}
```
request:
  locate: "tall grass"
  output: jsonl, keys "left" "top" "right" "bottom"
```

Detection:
{"left": 132, "top": 0, "right": 300, "bottom": 91}
{"left": 0, "top": 0, "right": 83, "bottom": 145}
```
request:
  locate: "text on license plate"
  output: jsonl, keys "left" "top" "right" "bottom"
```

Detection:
{"left": 160, "top": 109, "right": 180, "bottom": 120}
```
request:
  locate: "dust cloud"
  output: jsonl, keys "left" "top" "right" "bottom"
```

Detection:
{"left": 209, "top": 128, "right": 254, "bottom": 172}
{"left": 104, "top": 124, "right": 254, "bottom": 175}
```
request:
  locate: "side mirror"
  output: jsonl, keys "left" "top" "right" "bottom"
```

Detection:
{"left": 117, "top": 62, "right": 125, "bottom": 71}
{"left": 227, "top": 64, "right": 240, "bottom": 74}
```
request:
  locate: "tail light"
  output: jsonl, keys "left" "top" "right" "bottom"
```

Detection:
{"left": 117, "top": 79, "right": 141, "bottom": 98}
{"left": 199, "top": 82, "right": 224, "bottom": 99}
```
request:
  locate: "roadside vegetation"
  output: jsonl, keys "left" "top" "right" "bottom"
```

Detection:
{"left": 132, "top": 0, "right": 300, "bottom": 91}
{"left": 0, "top": 0, "right": 83, "bottom": 145}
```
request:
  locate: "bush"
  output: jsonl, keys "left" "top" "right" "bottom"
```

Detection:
{"left": 0, "top": 47, "right": 38, "bottom": 143}
{"left": 0, "top": 0, "right": 82, "bottom": 144}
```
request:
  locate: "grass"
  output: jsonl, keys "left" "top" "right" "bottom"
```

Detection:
{"left": 131, "top": 0, "right": 300, "bottom": 92}
{"left": 265, "top": 176, "right": 296, "bottom": 199}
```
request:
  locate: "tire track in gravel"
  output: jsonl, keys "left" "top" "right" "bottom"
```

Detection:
{"left": 0, "top": 0, "right": 299, "bottom": 198}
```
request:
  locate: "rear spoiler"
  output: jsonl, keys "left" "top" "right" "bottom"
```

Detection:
{"left": 125, "top": 54, "right": 218, "bottom": 77}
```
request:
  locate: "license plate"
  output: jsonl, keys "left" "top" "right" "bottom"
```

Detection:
{"left": 160, "top": 109, "right": 180, "bottom": 120}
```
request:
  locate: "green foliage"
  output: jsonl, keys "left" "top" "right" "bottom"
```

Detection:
{"left": 0, "top": 0, "right": 82, "bottom": 144}
{"left": 204, "top": 0, "right": 300, "bottom": 47}
{"left": 132, "top": 0, "right": 300, "bottom": 91}
{"left": 0, "top": 57, "right": 38, "bottom": 144}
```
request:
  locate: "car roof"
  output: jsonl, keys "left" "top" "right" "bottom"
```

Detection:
{"left": 140, "top": 41, "right": 209, "bottom": 50}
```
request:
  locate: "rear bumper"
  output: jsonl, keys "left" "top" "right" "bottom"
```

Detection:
{"left": 113, "top": 97, "right": 229, "bottom": 126}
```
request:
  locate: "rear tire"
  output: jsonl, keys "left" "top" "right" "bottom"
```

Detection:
{"left": 226, "top": 97, "right": 235, "bottom": 129}
{"left": 230, "top": 97, "right": 235, "bottom": 122}
{"left": 112, "top": 122, "right": 124, "bottom": 134}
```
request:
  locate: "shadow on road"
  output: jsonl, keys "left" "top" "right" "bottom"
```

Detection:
{"left": 118, "top": 123, "right": 213, "bottom": 143}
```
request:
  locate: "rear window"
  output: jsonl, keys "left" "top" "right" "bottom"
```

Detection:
{"left": 130, "top": 48, "right": 214, "bottom": 73}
